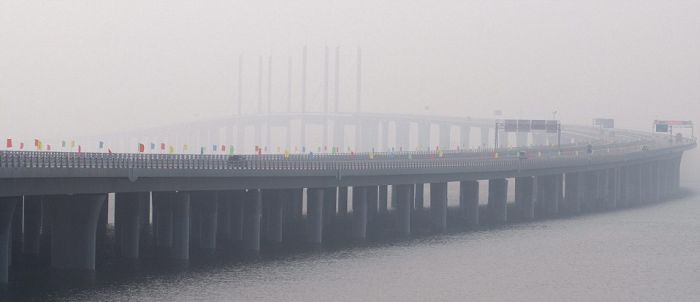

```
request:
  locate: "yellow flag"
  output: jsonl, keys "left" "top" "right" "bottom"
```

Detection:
{"left": 168, "top": 145, "right": 174, "bottom": 154}
{"left": 183, "top": 144, "right": 189, "bottom": 151}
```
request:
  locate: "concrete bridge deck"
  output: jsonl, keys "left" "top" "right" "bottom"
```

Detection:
{"left": 0, "top": 114, "right": 695, "bottom": 285}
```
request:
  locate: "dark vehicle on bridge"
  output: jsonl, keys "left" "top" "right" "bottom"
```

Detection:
{"left": 517, "top": 151, "right": 527, "bottom": 159}
{"left": 227, "top": 155, "right": 247, "bottom": 168}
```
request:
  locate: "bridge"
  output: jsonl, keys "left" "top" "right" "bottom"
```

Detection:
{"left": 0, "top": 112, "right": 695, "bottom": 285}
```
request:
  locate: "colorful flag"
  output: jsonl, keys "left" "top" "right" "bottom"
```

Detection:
{"left": 5, "top": 138, "right": 11, "bottom": 148}
{"left": 221, "top": 145, "right": 226, "bottom": 152}
{"left": 212, "top": 144, "right": 217, "bottom": 152}
{"left": 138, "top": 143, "right": 145, "bottom": 153}
{"left": 160, "top": 143, "right": 165, "bottom": 150}
{"left": 34, "top": 139, "right": 39, "bottom": 147}
{"left": 200, "top": 147, "right": 205, "bottom": 155}
{"left": 70, "top": 140, "right": 76, "bottom": 148}
{"left": 150, "top": 143, "right": 155, "bottom": 150}
{"left": 183, "top": 144, "right": 189, "bottom": 152}
{"left": 229, "top": 145, "right": 234, "bottom": 155}
{"left": 168, "top": 145, "right": 174, "bottom": 154}
{"left": 19, "top": 142, "right": 24, "bottom": 149}
{"left": 78, "top": 145, "right": 82, "bottom": 154}
{"left": 46, "top": 144, "right": 51, "bottom": 151}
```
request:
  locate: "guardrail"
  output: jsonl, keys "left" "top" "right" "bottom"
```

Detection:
{"left": 0, "top": 133, "right": 692, "bottom": 173}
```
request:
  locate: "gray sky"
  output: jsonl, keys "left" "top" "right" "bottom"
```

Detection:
{"left": 1, "top": 1, "right": 699, "bottom": 151}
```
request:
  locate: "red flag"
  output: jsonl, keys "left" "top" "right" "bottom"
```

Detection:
{"left": 221, "top": 145, "right": 225, "bottom": 152}
{"left": 139, "top": 144, "right": 145, "bottom": 153}
{"left": 19, "top": 142, "right": 24, "bottom": 149}
{"left": 5, "top": 138, "right": 12, "bottom": 148}
{"left": 47, "top": 144, "right": 51, "bottom": 151}
{"left": 160, "top": 143, "right": 165, "bottom": 150}
{"left": 34, "top": 139, "right": 39, "bottom": 147}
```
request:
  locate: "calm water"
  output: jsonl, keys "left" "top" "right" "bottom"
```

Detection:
{"left": 5, "top": 183, "right": 700, "bottom": 301}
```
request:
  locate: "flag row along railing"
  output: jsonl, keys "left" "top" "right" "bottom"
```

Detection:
{"left": 0, "top": 137, "right": 691, "bottom": 171}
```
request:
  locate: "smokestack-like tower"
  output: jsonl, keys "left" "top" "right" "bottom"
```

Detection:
{"left": 334, "top": 46, "right": 340, "bottom": 112}
{"left": 356, "top": 47, "right": 362, "bottom": 113}
{"left": 267, "top": 55, "right": 272, "bottom": 113}
{"left": 258, "top": 56, "right": 263, "bottom": 113}
{"left": 301, "top": 46, "right": 307, "bottom": 113}
{"left": 238, "top": 54, "right": 243, "bottom": 115}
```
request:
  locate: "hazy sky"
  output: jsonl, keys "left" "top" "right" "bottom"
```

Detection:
{"left": 1, "top": 0, "right": 699, "bottom": 140}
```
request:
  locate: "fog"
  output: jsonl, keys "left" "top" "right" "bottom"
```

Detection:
{"left": 1, "top": 0, "right": 699, "bottom": 175}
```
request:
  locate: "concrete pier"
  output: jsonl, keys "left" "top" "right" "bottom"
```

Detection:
{"left": 266, "top": 190, "right": 284, "bottom": 244}
{"left": 216, "top": 191, "right": 232, "bottom": 249}
{"left": 323, "top": 187, "right": 337, "bottom": 227}
{"left": 171, "top": 192, "right": 190, "bottom": 261}
{"left": 153, "top": 192, "right": 174, "bottom": 255}
{"left": 378, "top": 185, "right": 388, "bottom": 214}
{"left": 338, "top": 187, "right": 349, "bottom": 215}
{"left": 563, "top": 173, "right": 581, "bottom": 214}
{"left": 243, "top": 189, "right": 262, "bottom": 252}
{"left": 306, "top": 188, "right": 324, "bottom": 244}
{"left": 23, "top": 196, "right": 42, "bottom": 255}
{"left": 367, "top": 186, "right": 378, "bottom": 224}
{"left": 537, "top": 175, "right": 559, "bottom": 217}
{"left": 514, "top": 177, "right": 534, "bottom": 220}
{"left": 115, "top": 192, "right": 145, "bottom": 259}
{"left": 488, "top": 179, "right": 507, "bottom": 223}
{"left": 430, "top": 182, "right": 448, "bottom": 233}
{"left": 414, "top": 183, "right": 424, "bottom": 209}
{"left": 0, "top": 197, "right": 17, "bottom": 284}
{"left": 459, "top": 180, "right": 480, "bottom": 225}
{"left": 396, "top": 184, "right": 412, "bottom": 236}
{"left": 352, "top": 186, "right": 368, "bottom": 240}
{"left": 230, "top": 191, "right": 244, "bottom": 245}
{"left": 50, "top": 194, "right": 105, "bottom": 270}
{"left": 196, "top": 191, "right": 218, "bottom": 254}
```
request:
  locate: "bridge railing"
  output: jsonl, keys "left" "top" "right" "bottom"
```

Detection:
{"left": 0, "top": 136, "right": 693, "bottom": 173}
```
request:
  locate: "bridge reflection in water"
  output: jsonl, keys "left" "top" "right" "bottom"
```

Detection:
{"left": 0, "top": 113, "right": 695, "bottom": 286}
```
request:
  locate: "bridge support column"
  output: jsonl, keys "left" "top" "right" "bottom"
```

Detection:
{"left": 396, "top": 184, "right": 412, "bottom": 237}
{"left": 430, "top": 182, "right": 448, "bottom": 233}
{"left": 115, "top": 192, "right": 146, "bottom": 259}
{"left": 243, "top": 190, "right": 262, "bottom": 252}
{"left": 11, "top": 197, "right": 22, "bottom": 263}
{"left": 266, "top": 190, "right": 283, "bottom": 244}
{"left": 229, "top": 191, "right": 245, "bottom": 249}
{"left": 367, "top": 186, "right": 378, "bottom": 226}
{"left": 352, "top": 186, "right": 368, "bottom": 240}
{"left": 171, "top": 192, "right": 190, "bottom": 261}
{"left": 153, "top": 192, "right": 174, "bottom": 257}
{"left": 460, "top": 180, "right": 480, "bottom": 225}
{"left": 323, "top": 187, "right": 337, "bottom": 228}
{"left": 242, "top": 189, "right": 262, "bottom": 253}
{"left": 23, "top": 196, "right": 42, "bottom": 256}
{"left": 50, "top": 194, "right": 105, "bottom": 270}
{"left": 515, "top": 177, "right": 534, "bottom": 220}
{"left": 378, "top": 185, "right": 388, "bottom": 214}
{"left": 0, "top": 197, "right": 17, "bottom": 284}
{"left": 648, "top": 163, "right": 660, "bottom": 203}
{"left": 196, "top": 192, "right": 218, "bottom": 254}
{"left": 460, "top": 125, "right": 470, "bottom": 149}
{"left": 439, "top": 123, "right": 451, "bottom": 150}
{"left": 306, "top": 188, "right": 324, "bottom": 244}
{"left": 488, "top": 179, "right": 507, "bottom": 224}
{"left": 537, "top": 175, "right": 560, "bottom": 217}
{"left": 414, "top": 183, "right": 424, "bottom": 209}
{"left": 217, "top": 192, "right": 232, "bottom": 249}
{"left": 563, "top": 173, "right": 581, "bottom": 214}
{"left": 338, "top": 187, "right": 349, "bottom": 215}
{"left": 606, "top": 168, "right": 620, "bottom": 209}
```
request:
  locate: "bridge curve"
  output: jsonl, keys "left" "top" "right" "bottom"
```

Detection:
{"left": 0, "top": 114, "right": 695, "bottom": 285}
